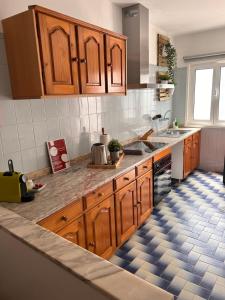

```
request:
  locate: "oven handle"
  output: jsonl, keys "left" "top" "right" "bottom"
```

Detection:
{"left": 154, "top": 163, "right": 171, "bottom": 176}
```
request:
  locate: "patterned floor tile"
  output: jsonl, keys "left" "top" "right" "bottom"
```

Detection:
{"left": 110, "top": 170, "right": 225, "bottom": 299}
{"left": 144, "top": 271, "right": 171, "bottom": 290}
{"left": 209, "top": 282, "right": 225, "bottom": 300}
{"left": 177, "top": 289, "right": 195, "bottom": 300}
{"left": 184, "top": 282, "right": 211, "bottom": 299}
{"left": 167, "top": 276, "right": 187, "bottom": 296}
{"left": 200, "top": 272, "right": 217, "bottom": 290}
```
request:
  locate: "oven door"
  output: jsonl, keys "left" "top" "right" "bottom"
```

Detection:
{"left": 154, "top": 163, "right": 172, "bottom": 206}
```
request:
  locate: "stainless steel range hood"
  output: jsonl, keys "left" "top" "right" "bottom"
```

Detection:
{"left": 123, "top": 4, "right": 151, "bottom": 89}
{"left": 123, "top": 4, "right": 154, "bottom": 89}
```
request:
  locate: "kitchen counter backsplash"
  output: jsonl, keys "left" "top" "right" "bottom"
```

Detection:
{"left": 0, "top": 33, "right": 172, "bottom": 175}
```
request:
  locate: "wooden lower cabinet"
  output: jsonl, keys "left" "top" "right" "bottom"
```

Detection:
{"left": 115, "top": 181, "right": 137, "bottom": 246}
{"left": 85, "top": 196, "right": 116, "bottom": 259}
{"left": 183, "top": 141, "right": 192, "bottom": 178}
{"left": 38, "top": 168, "right": 155, "bottom": 259}
{"left": 184, "top": 132, "right": 201, "bottom": 178}
{"left": 57, "top": 216, "right": 86, "bottom": 248}
{"left": 192, "top": 133, "right": 200, "bottom": 170}
{"left": 137, "top": 170, "right": 153, "bottom": 226}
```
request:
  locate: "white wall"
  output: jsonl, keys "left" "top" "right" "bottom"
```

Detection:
{"left": 0, "top": 0, "right": 172, "bottom": 174}
{"left": 0, "top": 0, "right": 122, "bottom": 33}
{"left": 149, "top": 22, "right": 169, "bottom": 65}
{"left": 174, "top": 27, "right": 225, "bottom": 68}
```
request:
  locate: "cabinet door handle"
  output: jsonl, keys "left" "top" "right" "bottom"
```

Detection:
{"left": 98, "top": 192, "right": 105, "bottom": 197}
{"left": 89, "top": 242, "right": 95, "bottom": 247}
{"left": 71, "top": 57, "right": 78, "bottom": 62}
{"left": 61, "top": 215, "right": 68, "bottom": 222}
{"left": 107, "top": 63, "right": 112, "bottom": 67}
{"left": 64, "top": 232, "right": 75, "bottom": 240}
{"left": 137, "top": 201, "right": 141, "bottom": 204}
{"left": 143, "top": 165, "right": 148, "bottom": 169}
{"left": 80, "top": 58, "right": 87, "bottom": 63}
{"left": 123, "top": 177, "right": 130, "bottom": 181}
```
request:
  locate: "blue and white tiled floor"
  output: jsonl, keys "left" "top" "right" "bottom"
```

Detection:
{"left": 110, "top": 171, "right": 225, "bottom": 300}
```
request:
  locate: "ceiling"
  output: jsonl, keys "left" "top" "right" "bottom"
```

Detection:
{"left": 112, "top": 0, "right": 225, "bottom": 36}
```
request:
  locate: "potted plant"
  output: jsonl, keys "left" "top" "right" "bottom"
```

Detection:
{"left": 159, "top": 73, "right": 170, "bottom": 84}
{"left": 164, "top": 42, "right": 177, "bottom": 84}
{"left": 108, "top": 139, "right": 122, "bottom": 163}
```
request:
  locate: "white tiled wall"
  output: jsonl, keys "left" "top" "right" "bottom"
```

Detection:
{"left": 0, "top": 33, "right": 172, "bottom": 174}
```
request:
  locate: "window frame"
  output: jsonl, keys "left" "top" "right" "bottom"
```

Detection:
{"left": 186, "top": 61, "right": 225, "bottom": 127}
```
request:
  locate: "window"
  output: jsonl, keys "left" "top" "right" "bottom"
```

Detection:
{"left": 187, "top": 62, "right": 225, "bottom": 126}
{"left": 219, "top": 67, "right": 225, "bottom": 121}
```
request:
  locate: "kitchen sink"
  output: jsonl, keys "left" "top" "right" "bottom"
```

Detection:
{"left": 156, "top": 129, "right": 191, "bottom": 138}
{"left": 123, "top": 141, "right": 168, "bottom": 155}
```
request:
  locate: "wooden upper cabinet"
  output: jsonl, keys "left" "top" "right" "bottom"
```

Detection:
{"left": 137, "top": 170, "right": 153, "bottom": 226}
{"left": 2, "top": 6, "right": 127, "bottom": 98}
{"left": 106, "top": 35, "right": 126, "bottom": 94}
{"left": 38, "top": 14, "right": 80, "bottom": 95}
{"left": 115, "top": 181, "right": 137, "bottom": 246}
{"left": 85, "top": 196, "right": 116, "bottom": 259}
{"left": 77, "top": 27, "right": 105, "bottom": 94}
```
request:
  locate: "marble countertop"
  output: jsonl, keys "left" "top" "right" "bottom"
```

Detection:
{"left": 0, "top": 128, "right": 201, "bottom": 223}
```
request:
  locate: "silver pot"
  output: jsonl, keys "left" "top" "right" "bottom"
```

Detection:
{"left": 110, "top": 151, "right": 120, "bottom": 163}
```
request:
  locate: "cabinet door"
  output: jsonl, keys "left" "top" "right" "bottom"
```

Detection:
{"left": 77, "top": 26, "right": 105, "bottom": 94}
{"left": 115, "top": 181, "right": 137, "bottom": 246}
{"left": 57, "top": 216, "right": 86, "bottom": 248}
{"left": 85, "top": 196, "right": 116, "bottom": 259}
{"left": 192, "top": 134, "right": 200, "bottom": 171}
{"left": 38, "top": 14, "right": 79, "bottom": 95}
{"left": 106, "top": 35, "right": 126, "bottom": 93}
{"left": 183, "top": 142, "right": 192, "bottom": 178}
{"left": 137, "top": 171, "right": 153, "bottom": 226}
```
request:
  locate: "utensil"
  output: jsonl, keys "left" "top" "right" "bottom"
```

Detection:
{"left": 100, "top": 127, "right": 110, "bottom": 157}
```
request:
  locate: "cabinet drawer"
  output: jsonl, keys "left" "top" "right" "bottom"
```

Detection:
{"left": 154, "top": 148, "right": 171, "bottom": 162}
{"left": 136, "top": 158, "right": 153, "bottom": 177}
{"left": 114, "top": 168, "right": 136, "bottom": 191}
{"left": 84, "top": 181, "right": 113, "bottom": 210}
{"left": 184, "top": 135, "right": 193, "bottom": 144}
{"left": 38, "top": 199, "right": 83, "bottom": 232}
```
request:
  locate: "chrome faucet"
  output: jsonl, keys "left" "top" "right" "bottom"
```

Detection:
{"left": 159, "top": 110, "right": 172, "bottom": 122}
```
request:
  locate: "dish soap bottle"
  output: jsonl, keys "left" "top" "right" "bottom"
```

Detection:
{"left": 173, "top": 118, "right": 179, "bottom": 129}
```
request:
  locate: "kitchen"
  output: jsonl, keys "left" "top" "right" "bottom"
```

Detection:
{"left": 0, "top": 1, "right": 225, "bottom": 299}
